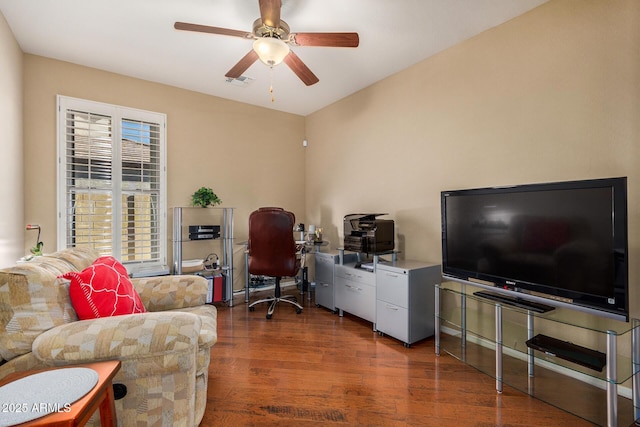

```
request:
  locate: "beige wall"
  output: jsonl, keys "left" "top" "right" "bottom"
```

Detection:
{"left": 0, "top": 11, "right": 24, "bottom": 267}
{"left": 305, "top": 1, "right": 640, "bottom": 317}
{"left": 22, "top": 56, "right": 306, "bottom": 289}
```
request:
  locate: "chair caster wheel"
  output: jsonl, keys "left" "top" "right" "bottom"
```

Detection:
{"left": 249, "top": 306, "right": 255, "bottom": 312}
{"left": 266, "top": 314, "right": 272, "bottom": 319}
{"left": 296, "top": 308, "right": 302, "bottom": 314}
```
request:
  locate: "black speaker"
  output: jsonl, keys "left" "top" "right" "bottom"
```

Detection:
{"left": 113, "top": 383, "right": 127, "bottom": 400}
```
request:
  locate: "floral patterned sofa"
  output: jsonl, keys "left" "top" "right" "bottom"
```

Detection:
{"left": 0, "top": 247, "right": 217, "bottom": 426}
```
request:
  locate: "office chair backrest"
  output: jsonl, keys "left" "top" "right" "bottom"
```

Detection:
{"left": 248, "top": 207, "right": 298, "bottom": 278}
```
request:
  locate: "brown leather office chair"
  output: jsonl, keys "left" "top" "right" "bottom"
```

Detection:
{"left": 247, "top": 207, "right": 303, "bottom": 319}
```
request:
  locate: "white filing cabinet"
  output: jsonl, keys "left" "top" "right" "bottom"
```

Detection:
{"left": 375, "top": 260, "right": 441, "bottom": 347}
{"left": 314, "top": 251, "right": 356, "bottom": 312}
{"left": 335, "top": 263, "right": 376, "bottom": 325}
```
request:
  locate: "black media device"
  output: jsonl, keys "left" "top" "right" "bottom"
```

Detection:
{"left": 188, "top": 225, "right": 221, "bottom": 240}
{"left": 441, "top": 177, "right": 629, "bottom": 322}
{"left": 525, "top": 334, "right": 606, "bottom": 372}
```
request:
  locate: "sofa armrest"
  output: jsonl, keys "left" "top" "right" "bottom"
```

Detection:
{"left": 131, "top": 275, "right": 208, "bottom": 311}
{"left": 31, "top": 312, "right": 201, "bottom": 371}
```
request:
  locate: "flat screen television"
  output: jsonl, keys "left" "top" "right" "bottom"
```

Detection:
{"left": 441, "top": 177, "right": 629, "bottom": 321}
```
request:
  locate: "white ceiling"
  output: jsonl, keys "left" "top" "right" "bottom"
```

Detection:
{"left": 0, "top": 0, "right": 547, "bottom": 116}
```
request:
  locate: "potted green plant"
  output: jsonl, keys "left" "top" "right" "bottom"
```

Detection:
{"left": 191, "top": 187, "right": 222, "bottom": 208}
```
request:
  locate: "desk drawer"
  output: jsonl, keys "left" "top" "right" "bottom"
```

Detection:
{"left": 335, "top": 277, "right": 376, "bottom": 323}
{"left": 376, "top": 269, "right": 409, "bottom": 308}
{"left": 315, "top": 254, "right": 336, "bottom": 284}
{"left": 315, "top": 281, "right": 335, "bottom": 311}
{"left": 376, "top": 300, "right": 409, "bottom": 343}
{"left": 335, "top": 265, "right": 375, "bottom": 286}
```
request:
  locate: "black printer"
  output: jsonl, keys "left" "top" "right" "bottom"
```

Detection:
{"left": 343, "top": 213, "right": 394, "bottom": 254}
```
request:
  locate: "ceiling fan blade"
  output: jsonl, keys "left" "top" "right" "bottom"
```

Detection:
{"left": 290, "top": 32, "right": 359, "bottom": 48}
{"left": 174, "top": 22, "right": 252, "bottom": 39}
{"left": 259, "top": 0, "right": 281, "bottom": 28}
{"left": 283, "top": 50, "right": 319, "bottom": 86}
{"left": 225, "top": 50, "right": 259, "bottom": 79}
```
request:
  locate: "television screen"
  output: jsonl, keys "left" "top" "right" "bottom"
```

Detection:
{"left": 441, "top": 177, "right": 628, "bottom": 321}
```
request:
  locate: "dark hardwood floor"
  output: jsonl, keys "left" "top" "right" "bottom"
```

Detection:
{"left": 202, "top": 287, "right": 598, "bottom": 426}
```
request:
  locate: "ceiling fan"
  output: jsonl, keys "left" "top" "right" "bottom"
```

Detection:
{"left": 174, "top": 0, "right": 359, "bottom": 86}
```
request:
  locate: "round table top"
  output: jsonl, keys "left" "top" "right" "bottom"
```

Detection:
{"left": 0, "top": 367, "right": 98, "bottom": 426}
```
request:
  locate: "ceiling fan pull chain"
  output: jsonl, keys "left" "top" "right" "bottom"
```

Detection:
{"left": 269, "top": 65, "right": 275, "bottom": 103}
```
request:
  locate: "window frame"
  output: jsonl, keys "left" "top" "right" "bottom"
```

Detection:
{"left": 56, "top": 95, "right": 168, "bottom": 276}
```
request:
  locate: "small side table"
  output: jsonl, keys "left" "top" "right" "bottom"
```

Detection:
{"left": 0, "top": 360, "right": 121, "bottom": 427}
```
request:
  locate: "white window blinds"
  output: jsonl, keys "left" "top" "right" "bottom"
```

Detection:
{"left": 57, "top": 96, "right": 168, "bottom": 276}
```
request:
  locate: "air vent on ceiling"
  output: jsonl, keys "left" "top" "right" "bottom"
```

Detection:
{"left": 225, "top": 76, "right": 255, "bottom": 87}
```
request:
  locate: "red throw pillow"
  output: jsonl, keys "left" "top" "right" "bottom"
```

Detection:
{"left": 62, "top": 256, "right": 146, "bottom": 320}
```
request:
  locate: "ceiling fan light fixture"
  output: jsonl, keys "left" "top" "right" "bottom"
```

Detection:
{"left": 253, "top": 37, "right": 290, "bottom": 66}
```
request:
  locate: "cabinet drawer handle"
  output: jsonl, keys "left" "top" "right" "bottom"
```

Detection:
{"left": 385, "top": 304, "right": 399, "bottom": 310}
{"left": 385, "top": 273, "right": 399, "bottom": 278}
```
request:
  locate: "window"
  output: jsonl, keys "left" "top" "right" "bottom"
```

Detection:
{"left": 57, "top": 96, "right": 168, "bottom": 276}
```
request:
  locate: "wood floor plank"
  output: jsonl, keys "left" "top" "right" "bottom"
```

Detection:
{"left": 202, "top": 288, "right": 621, "bottom": 426}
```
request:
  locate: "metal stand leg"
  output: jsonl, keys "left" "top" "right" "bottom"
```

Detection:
{"left": 606, "top": 330, "right": 617, "bottom": 427}
{"left": 435, "top": 284, "right": 440, "bottom": 356}
{"left": 496, "top": 304, "right": 503, "bottom": 394}
{"left": 461, "top": 284, "right": 467, "bottom": 361}
{"left": 633, "top": 319, "right": 639, "bottom": 423}
{"left": 223, "top": 208, "right": 234, "bottom": 307}
{"left": 527, "top": 312, "right": 535, "bottom": 377}
{"left": 527, "top": 311, "right": 535, "bottom": 395}
{"left": 173, "top": 208, "right": 182, "bottom": 275}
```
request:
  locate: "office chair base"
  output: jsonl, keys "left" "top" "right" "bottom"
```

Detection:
{"left": 249, "top": 294, "right": 303, "bottom": 319}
